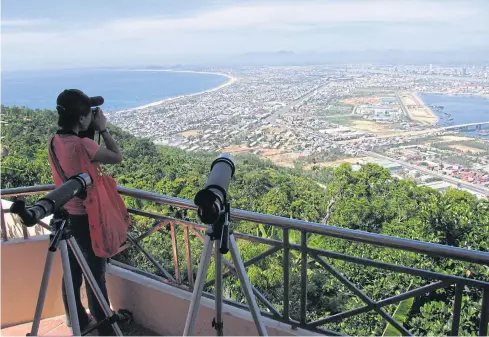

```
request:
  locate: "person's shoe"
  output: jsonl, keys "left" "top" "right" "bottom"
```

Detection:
{"left": 66, "top": 317, "right": 96, "bottom": 334}
{"left": 80, "top": 319, "right": 98, "bottom": 336}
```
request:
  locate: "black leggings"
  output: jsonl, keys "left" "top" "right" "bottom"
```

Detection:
{"left": 62, "top": 214, "right": 113, "bottom": 335}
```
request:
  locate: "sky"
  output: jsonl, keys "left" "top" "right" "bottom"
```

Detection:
{"left": 1, "top": 0, "right": 489, "bottom": 70}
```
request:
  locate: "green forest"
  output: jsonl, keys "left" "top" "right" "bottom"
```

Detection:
{"left": 2, "top": 106, "right": 488, "bottom": 336}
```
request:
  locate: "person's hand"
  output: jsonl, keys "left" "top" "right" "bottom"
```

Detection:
{"left": 92, "top": 108, "right": 107, "bottom": 131}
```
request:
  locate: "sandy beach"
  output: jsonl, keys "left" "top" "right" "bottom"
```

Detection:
{"left": 399, "top": 92, "right": 438, "bottom": 125}
{"left": 113, "top": 69, "right": 237, "bottom": 113}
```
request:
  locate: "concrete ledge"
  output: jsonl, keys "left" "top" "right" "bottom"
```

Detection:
{"left": 106, "top": 264, "right": 322, "bottom": 336}
{"left": 1, "top": 235, "right": 64, "bottom": 328}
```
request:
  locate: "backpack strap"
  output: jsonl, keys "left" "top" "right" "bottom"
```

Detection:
{"left": 49, "top": 136, "right": 68, "bottom": 182}
{"left": 49, "top": 136, "right": 87, "bottom": 199}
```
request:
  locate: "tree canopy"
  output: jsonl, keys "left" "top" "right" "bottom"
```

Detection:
{"left": 2, "top": 106, "right": 488, "bottom": 336}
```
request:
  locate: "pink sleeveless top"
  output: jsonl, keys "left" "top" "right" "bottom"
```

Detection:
{"left": 48, "top": 135, "right": 100, "bottom": 215}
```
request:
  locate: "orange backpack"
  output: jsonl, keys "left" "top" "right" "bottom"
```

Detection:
{"left": 49, "top": 136, "right": 131, "bottom": 258}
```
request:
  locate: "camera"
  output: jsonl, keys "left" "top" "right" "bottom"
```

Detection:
{"left": 91, "top": 107, "right": 100, "bottom": 116}
{"left": 78, "top": 108, "right": 100, "bottom": 140}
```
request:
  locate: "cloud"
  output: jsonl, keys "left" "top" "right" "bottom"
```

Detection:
{"left": 1, "top": 0, "right": 487, "bottom": 70}
{"left": 105, "top": 0, "right": 477, "bottom": 34}
{"left": 1, "top": 18, "right": 52, "bottom": 27}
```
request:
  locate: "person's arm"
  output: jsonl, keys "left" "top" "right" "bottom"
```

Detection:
{"left": 91, "top": 109, "right": 123, "bottom": 164}
{"left": 95, "top": 131, "right": 123, "bottom": 164}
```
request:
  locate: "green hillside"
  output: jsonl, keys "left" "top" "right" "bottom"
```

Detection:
{"left": 1, "top": 106, "right": 488, "bottom": 336}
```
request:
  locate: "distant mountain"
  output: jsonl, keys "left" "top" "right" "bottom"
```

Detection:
{"left": 218, "top": 49, "right": 489, "bottom": 67}
{"left": 142, "top": 64, "right": 184, "bottom": 70}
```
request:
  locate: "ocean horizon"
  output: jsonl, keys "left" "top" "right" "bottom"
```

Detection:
{"left": 1, "top": 68, "right": 229, "bottom": 112}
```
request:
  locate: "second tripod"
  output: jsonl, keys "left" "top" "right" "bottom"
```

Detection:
{"left": 29, "top": 209, "right": 123, "bottom": 336}
{"left": 183, "top": 204, "right": 268, "bottom": 336}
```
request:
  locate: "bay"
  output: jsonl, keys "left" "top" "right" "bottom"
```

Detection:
{"left": 1, "top": 69, "right": 229, "bottom": 112}
{"left": 418, "top": 93, "right": 489, "bottom": 139}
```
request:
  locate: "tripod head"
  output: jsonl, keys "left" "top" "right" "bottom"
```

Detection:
{"left": 194, "top": 154, "right": 235, "bottom": 254}
{"left": 10, "top": 173, "right": 92, "bottom": 226}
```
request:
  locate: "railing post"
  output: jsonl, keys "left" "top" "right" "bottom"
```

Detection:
{"left": 184, "top": 226, "right": 194, "bottom": 290}
{"left": 1, "top": 201, "right": 8, "bottom": 241}
{"left": 283, "top": 228, "right": 290, "bottom": 322}
{"left": 170, "top": 224, "right": 180, "bottom": 284}
{"left": 479, "top": 287, "right": 489, "bottom": 336}
{"left": 22, "top": 223, "right": 30, "bottom": 240}
{"left": 300, "top": 230, "right": 307, "bottom": 326}
{"left": 451, "top": 283, "right": 463, "bottom": 336}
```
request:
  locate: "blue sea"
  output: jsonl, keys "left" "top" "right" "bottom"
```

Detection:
{"left": 1, "top": 69, "right": 229, "bottom": 112}
{"left": 418, "top": 93, "right": 489, "bottom": 139}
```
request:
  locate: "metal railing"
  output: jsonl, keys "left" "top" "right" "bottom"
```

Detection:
{"left": 2, "top": 184, "right": 489, "bottom": 336}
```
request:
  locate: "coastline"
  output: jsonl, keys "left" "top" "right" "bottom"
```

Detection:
{"left": 413, "top": 92, "right": 439, "bottom": 123}
{"left": 423, "top": 92, "right": 489, "bottom": 102}
{"left": 401, "top": 92, "right": 439, "bottom": 125}
{"left": 112, "top": 69, "right": 237, "bottom": 113}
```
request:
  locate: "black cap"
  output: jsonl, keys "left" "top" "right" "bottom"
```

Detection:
{"left": 56, "top": 89, "right": 104, "bottom": 113}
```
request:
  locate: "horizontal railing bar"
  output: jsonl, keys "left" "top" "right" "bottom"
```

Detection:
{"left": 127, "top": 208, "right": 208, "bottom": 231}
{"left": 116, "top": 186, "right": 489, "bottom": 265}
{"left": 119, "top": 186, "right": 199, "bottom": 211}
{"left": 126, "top": 207, "right": 489, "bottom": 288}
{"left": 5, "top": 185, "right": 488, "bottom": 286}
{"left": 5, "top": 185, "right": 489, "bottom": 336}
{"left": 3, "top": 185, "right": 489, "bottom": 265}
{"left": 291, "top": 244, "right": 489, "bottom": 288}
{"left": 1, "top": 184, "right": 55, "bottom": 196}
{"left": 4, "top": 185, "right": 488, "bottom": 286}
{"left": 233, "top": 232, "right": 284, "bottom": 247}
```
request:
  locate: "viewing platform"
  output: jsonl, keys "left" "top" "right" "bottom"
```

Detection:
{"left": 2, "top": 185, "right": 489, "bottom": 336}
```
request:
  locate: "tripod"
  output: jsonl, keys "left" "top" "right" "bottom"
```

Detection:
{"left": 29, "top": 208, "right": 123, "bottom": 336}
{"left": 183, "top": 204, "right": 268, "bottom": 336}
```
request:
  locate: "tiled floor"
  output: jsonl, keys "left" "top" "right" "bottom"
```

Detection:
{"left": 1, "top": 315, "right": 159, "bottom": 336}
{"left": 1, "top": 315, "right": 71, "bottom": 336}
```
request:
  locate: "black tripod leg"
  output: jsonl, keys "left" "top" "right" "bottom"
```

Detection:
{"left": 214, "top": 240, "right": 224, "bottom": 336}
{"left": 67, "top": 237, "right": 124, "bottom": 336}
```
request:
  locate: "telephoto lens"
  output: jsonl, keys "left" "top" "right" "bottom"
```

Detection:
{"left": 194, "top": 154, "right": 235, "bottom": 224}
{"left": 10, "top": 173, "right": 92, "bottom": 226}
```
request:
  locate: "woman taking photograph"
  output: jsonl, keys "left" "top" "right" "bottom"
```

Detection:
{"left": 49, "top": 89, "right": 123, "bottom": 335}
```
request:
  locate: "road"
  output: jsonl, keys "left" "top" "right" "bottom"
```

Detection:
{"left": 321, "top": 113, "right": 355, "bottom": 119}
{"left": 265, "top": 83, "right": 329, "bottom": 123}
{"left": 395, "top": 92, "right": 410, "bottom": 119}
{"left": 367, "top": 152, "right": 489, "bottom": 197}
